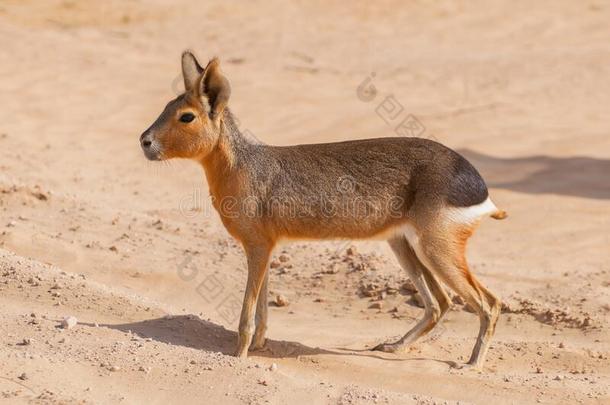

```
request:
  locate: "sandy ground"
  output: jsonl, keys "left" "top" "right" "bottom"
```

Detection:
{"left": 0, "top": 1, "right": 609, "bottom": 404}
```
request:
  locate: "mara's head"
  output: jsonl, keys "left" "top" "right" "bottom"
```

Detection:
{"left": 140, "top": 51, "right": 231, "bottom": 161}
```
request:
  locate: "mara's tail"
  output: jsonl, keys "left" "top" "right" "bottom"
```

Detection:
{"left": 490, "top": 209, "right": 508, "bottom": 220}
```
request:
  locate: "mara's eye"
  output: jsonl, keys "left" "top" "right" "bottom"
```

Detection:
{"left": 179, "top": 112, "right": 195, "bottom": 123}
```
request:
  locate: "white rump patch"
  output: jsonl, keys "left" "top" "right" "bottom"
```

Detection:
{"left": 445, "top": 197, "right": 498, "bottom": 224}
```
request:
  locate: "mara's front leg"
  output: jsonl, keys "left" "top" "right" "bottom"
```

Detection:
{"left": 235, "top": 244, "right": 271, "bottom": 358}
{"left": 250, "top": 271, "right": 269, "bottom": 351}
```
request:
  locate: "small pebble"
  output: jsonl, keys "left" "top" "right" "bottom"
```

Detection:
{"left": 274, "top": 295, "right": 288, "bottom": 307}
{"left": 61, "top": 316, "right": 78, "bottom": 329}
{"left": 409, "top": 293, "right": 425, "bottom": 308}
{"left": 17, "top": 338, "right": 31, "bottom": 346}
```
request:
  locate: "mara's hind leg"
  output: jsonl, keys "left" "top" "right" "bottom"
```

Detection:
{"left": 412, "top": 225, "right": 501, "bottom": 370}
{"left": 373, "top": 236, "right": 451, "bottom": 353}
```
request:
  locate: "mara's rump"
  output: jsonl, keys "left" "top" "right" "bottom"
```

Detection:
{"left": 236, "top": 137, "right": 506, "bottom": 241}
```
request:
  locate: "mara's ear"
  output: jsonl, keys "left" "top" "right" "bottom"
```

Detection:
{"left": 197, "top": 58, "right": 231, "bottom": 120}
{"left": 181, "top": 50, "right": 204, "bottom": 92}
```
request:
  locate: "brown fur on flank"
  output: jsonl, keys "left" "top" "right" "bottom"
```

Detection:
{"left": 139, "top": 51, "right": 507, "bottom": 370}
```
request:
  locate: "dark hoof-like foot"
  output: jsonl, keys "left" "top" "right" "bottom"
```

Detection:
{"left": 452, "top": 362, "right": 482, "bottom": 372}
{"left": 371, "top": 342, "right": 402, "bottom": 353}
{"left": 249, "top": 338, "right": 267, "bottom": 352}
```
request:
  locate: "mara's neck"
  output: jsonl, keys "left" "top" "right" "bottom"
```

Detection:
{"left": 199, "top": 108, "right": 259, "bottom": 198}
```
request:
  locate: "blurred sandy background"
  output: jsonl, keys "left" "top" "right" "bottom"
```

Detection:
{"left": 0, "top": 1, "right": 608, "bottom": 403}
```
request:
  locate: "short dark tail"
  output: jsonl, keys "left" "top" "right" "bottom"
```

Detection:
{"left": 490, "top": 210, "right": 508, "bottom": 220}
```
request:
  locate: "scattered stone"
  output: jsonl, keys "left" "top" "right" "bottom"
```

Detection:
{"left": 269, "top": 259, "right": 281, "bottom": 269}
{"left": 369, "top": 302, "right": 383, "bottom": 310}
{"left": 273, "top": 295, "right": 288, "bottom": 307}
{"left": 501, "top": 297, "right": 595, "bottom": 329}
{"left": 408, "top": 293, "right": 425, "bottom": 308}
{"left": 60, "top": 316, "right": 78, "bottom": 329}
{"left": 360, "top": 283, "right": 380, "bottom": 298}
{"left": 385, "top": 286, "right": 399, "bottom": 295}
{"left": 278, "top": 254, "right": 290, "bottom": 263}
{"left": 401, "top": 281, "right": 417, "bottom": 294}
{"left": 32, "top": 190, "right": 49, "bottom": 201}
{"left": 559, "top": 342, "right": 565, "bottom": 349}
{"left": 269, "top": 363, "right": 278, "bottom": 372}
{"left": 17, "top": 338, "right": 31, "bottom": 346}
{"left": 346, "top": 246, "right": 357, "bottom": 256}
{"left": 322, "top": 264, "right": 340, "bottom": 274}
{"left": 27, "top": 278, "right": 40, "bottom": 286}
{"left": 109, "top": 365, "right": 121, "bottom": 372}
{"left": 17, "top": 373, "right": 28, "bottom": 381}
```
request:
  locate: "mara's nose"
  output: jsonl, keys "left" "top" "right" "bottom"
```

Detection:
{"left": 140, "top": 131, "right": 152, "bottom": 148}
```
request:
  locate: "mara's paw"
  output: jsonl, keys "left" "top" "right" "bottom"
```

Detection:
{"left": 451, "top": 362, "right": 482, "bottom": 372}
{"left": 371, "top": 342, "right": 404, "bottom": 353}
{"left": 249, "top": 337, "right": 267, "bottom": 351}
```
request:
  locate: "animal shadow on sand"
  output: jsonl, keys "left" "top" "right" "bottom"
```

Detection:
{"left": 459, "top": 149, "right": 610, "bottom": 200}
{"left": 99, "top": 315, "right": 451, "bottom": 366}
{"left": 103, "top": 315, "right": 326, "bottom": 359}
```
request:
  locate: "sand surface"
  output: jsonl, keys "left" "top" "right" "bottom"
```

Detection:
{"left": 0, "top": 1, "right": 609, "bottom": 403}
